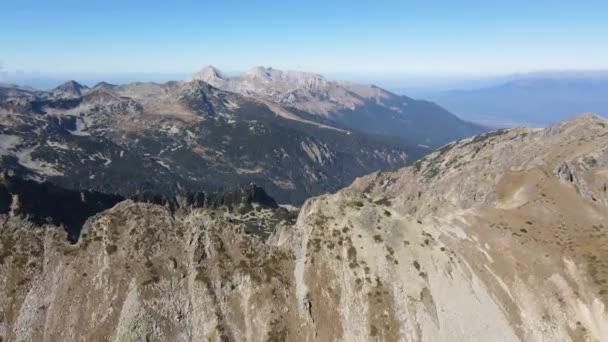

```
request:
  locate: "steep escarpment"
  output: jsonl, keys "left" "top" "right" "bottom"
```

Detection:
{"left": 0, "top": 201, "right": 298, "bottom": 341}
{"left": 335, "top": 113, "right": 608, "bottom": 340}
{"left": 0, "top": 179, "right": 300, "bottom": 341}
{"left": 1, "top": 114, "right": 607, "bottom": 341}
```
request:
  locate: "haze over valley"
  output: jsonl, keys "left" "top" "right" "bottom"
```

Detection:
{"left": 425, "top": 71, "right": 608, "bottom": 127}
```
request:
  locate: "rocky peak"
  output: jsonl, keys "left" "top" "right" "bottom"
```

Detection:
{"left": 243, "top": 66, "right": 325, "bottom": 84}
{"left": 53, "top": 80, "right": 85, "bottom": 97}
{"left": 544, "top": 112, "right": 607, "bottom": 136}
{"left": 187, "top": 65, "right": 400, "bottom": 117}
{"left": 190, "top": 65, "right": 226, "bottom": 82}
{"left": 243, "top": 66, "right": 272, "bottom": 80}
{"left": 180, "top": 65, "right": 484, "bottom": 148}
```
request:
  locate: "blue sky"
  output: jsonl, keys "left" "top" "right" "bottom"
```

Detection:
{"left": 1, "top": 0, "right": 608, "bottom": 75}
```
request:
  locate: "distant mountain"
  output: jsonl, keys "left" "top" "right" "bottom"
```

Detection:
{"left": 193, "top": 66, "right": 485, "bottom": 146}
{"left": 0, "top": 67, "right": 486, "bottom": 203}
{"left": 0, "top": 79, "right": 423, "bottom": 204}
{"left": 0, "top": 72, "right": 191, "bottom": 90}
{"left": 430, "top": 71, "right": 608, "bottom": 127}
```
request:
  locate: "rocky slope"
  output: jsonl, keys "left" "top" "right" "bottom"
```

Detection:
{"left": 192, "top": 66, "right": 485, "bottom": 146}
{"left": 0, "top": 79, "right": 421, "bottom": 204}
{"left": 1, "top": 114, "right": 607, "bottom": 341}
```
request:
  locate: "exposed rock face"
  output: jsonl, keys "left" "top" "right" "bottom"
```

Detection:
{"left": 0, "top": 197, "right": 298, "bottom": 341}
{"left": 340, "top": 113, "right": 608, "bottom": 340}
{"left": 1, "top": 114, "right": 607, "bottom": 341}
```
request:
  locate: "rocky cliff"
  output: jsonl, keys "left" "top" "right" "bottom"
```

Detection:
{"left": 1, "top": 114, "right": 607, "bottom": 341}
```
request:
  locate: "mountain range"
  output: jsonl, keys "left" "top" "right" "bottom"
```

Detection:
{"left": 3, "top": 65, "right": 606, "bottom": 341}
{"left": 1, "top": 113, "right": 606, "bottom": 340}
{"left": 429, "top": 71, "right": 608, "bottom": 127}
{"left": 192, "top": 66, "right": 485, "bottom": 145}
{"left": 0, "top": 67, "right": 483, "bottom": 203}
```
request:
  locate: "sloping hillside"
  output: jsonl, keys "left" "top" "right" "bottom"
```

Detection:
{"left": 0, "top": 114, "right": 606, "bottom": 341}
{"left": 0, "top": 80, "right": 422, "bottom": 204}
{"left": 193, "top": 66, "right": 486, "bottom": 146}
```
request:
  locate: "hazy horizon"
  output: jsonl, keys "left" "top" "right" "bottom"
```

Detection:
{"left": 3, "top": 1, "right": 608, "bottom": 75}
{"left": 3, "top": 68, "right": 608, "bottom": 96}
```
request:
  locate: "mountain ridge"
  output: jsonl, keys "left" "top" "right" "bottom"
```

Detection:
{"left": 191, "top": 65, "right": 486, "bottom": 146}
{"left": 0, "top": 114, "right": 606, "bottom": 340}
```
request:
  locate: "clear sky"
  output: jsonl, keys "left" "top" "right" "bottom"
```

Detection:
{"left": 1, "top": 0, "right": 608, "bottom": 75}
